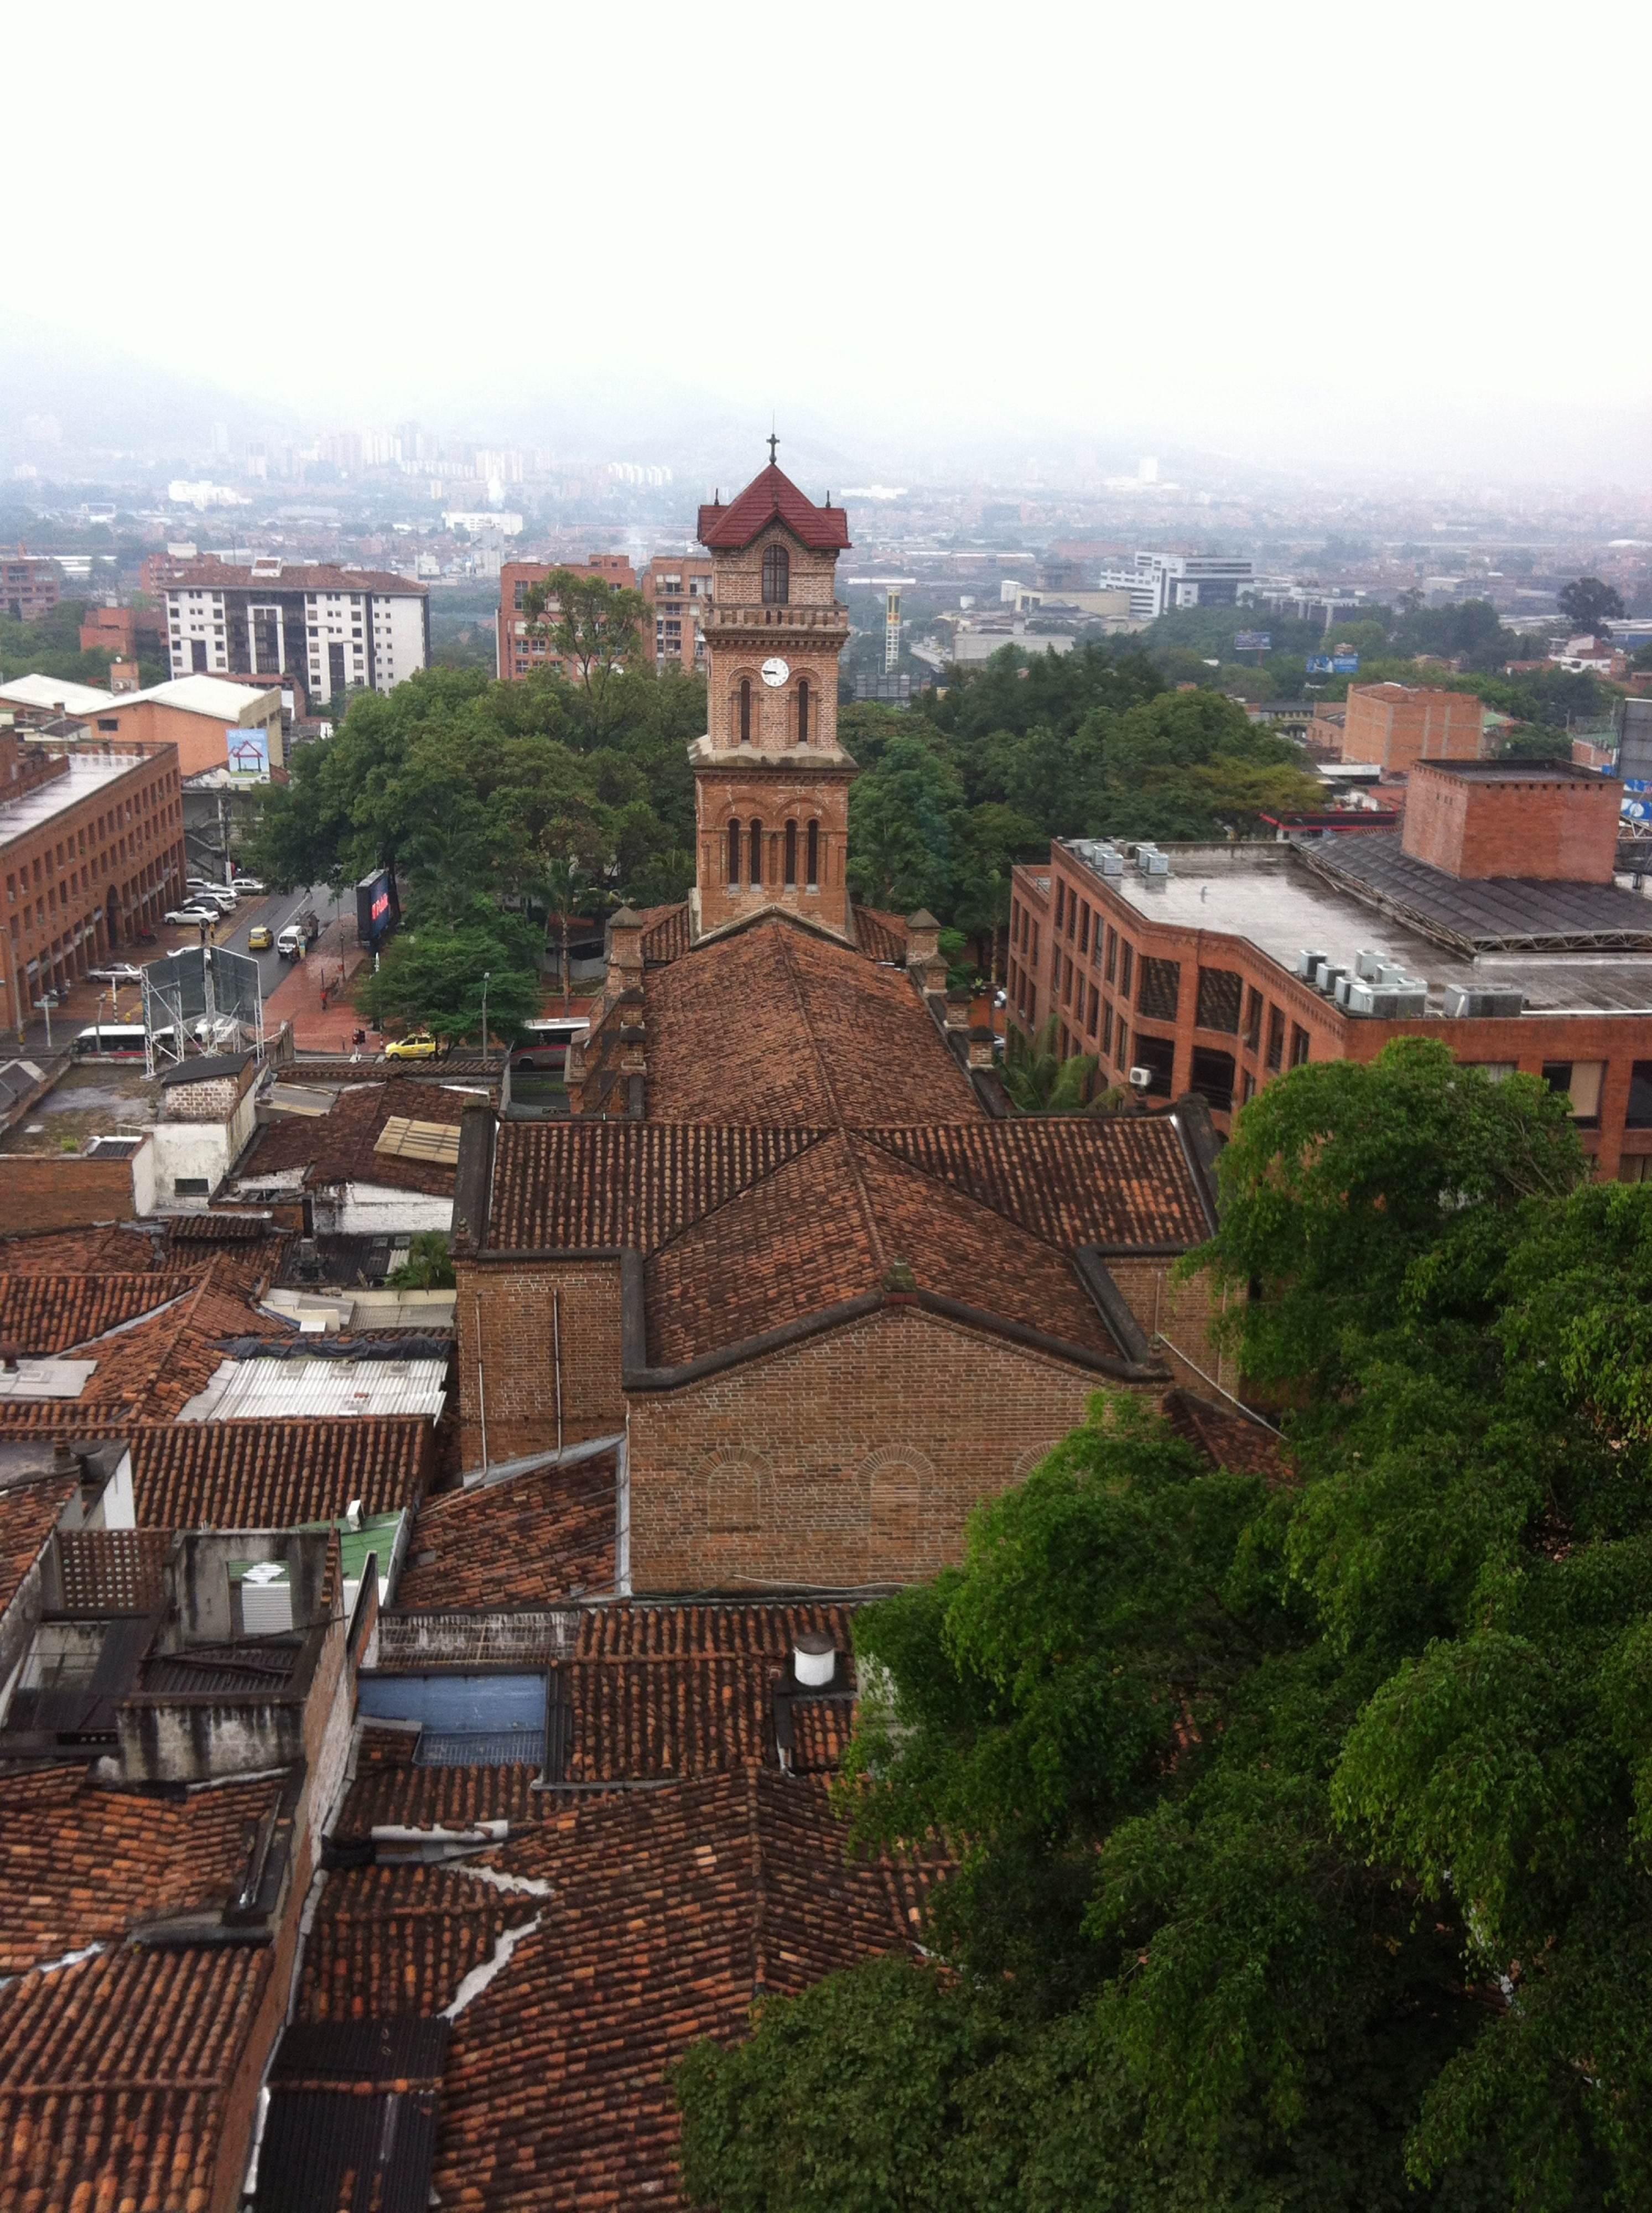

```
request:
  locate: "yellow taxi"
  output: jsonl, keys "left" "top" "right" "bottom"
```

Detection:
{"left": 383, "top": 1030, "right": 439, "bottom": 1060}
{"left": 247, "top": 924, "right": 274, "bottom": 952}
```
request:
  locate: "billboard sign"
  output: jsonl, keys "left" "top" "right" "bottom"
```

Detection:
{"left": 1233, "top": 631, "right": 1271, "bottom": 652}
{"left": 1306, "top": 654, "right": 1333, "bottom": 675}
{"left": 356, "top": 868, "right": 397, "bottom": 949}
{"left": 1332, "top": 653, "right": 1360, "bottom": 674}
{"left": 1623, "top": 797, "right": 1650, "bottom": 823}
{"left": 226, "top": 725, "right": 270, "bottom": 782}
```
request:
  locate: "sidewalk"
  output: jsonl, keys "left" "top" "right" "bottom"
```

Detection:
{"left": 262, "top": 916, "right": 370, "bottom": 1054}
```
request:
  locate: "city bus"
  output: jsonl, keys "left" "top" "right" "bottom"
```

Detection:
{"left": 72, "top": 1024, "right": 179, "bottom": 1060}
{"left": 511, "top": 1015, "right": 589, "bottom": 1073}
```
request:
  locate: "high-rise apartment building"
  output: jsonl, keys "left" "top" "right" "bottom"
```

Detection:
{"left": 2, "top": 551, "right": 60, "bottom": 624}
{"left": 641, "top": 555, "right": 714, "bottom": 672}
{"left": 162, "top": 561, "right": 428, "bottom": 704}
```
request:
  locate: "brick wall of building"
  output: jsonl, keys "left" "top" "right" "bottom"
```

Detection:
{"left": 454, "top": 1257, "right": 626, "bottom": 1468}
{"left": 1401, "top": 761, "right": 1621, "bottom": 883}
{"left": 624, "top": 1303, "right": 1145, "bottom": 1592}
{"left": 1009, "top": 840, "right": 1652, "bottom": 1177}
{"left": 1343, "top": 683, "right": 1484, "bottom": 775}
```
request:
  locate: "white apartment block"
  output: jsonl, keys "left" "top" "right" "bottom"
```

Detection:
{"left": 163, "top": 561, "right": 430, "bottom": 705}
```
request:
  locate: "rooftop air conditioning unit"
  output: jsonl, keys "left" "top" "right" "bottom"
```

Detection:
{"left": 1296, "top": 947, "right": 1328, "bottom": 980}
{"left": 1137, "top": 849, "right": 1170, "bottom": 878}
{"left": 1128, "top": 1066, "right": 1153, "bottom": 1089}
{"left": 1443, "top": 986, "right": 1526, "bottom": 1019}
{"left": 1334, "top": 975, "right": 1354, "bottom": 1008}
{"left": 1351, "top": 982, "right": 1427, "bottom": 1018}
{"left": 1315, "top": 961, "right": 1347, "bottom": 997}
{"left": 1355, "top": 948, "right": 1387, "bottom": 980}
{"left": 1095, "top": 843, "right": 1124, "bottom": 877}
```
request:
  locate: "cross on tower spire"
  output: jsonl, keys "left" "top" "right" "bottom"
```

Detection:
{"left": 767, "top": 429, "right": 779, "bottom": 465}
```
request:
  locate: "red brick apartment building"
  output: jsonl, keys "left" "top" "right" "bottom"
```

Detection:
{"left": 2, "top": 549, "right": 59, "bottom": 622}
{"left": 1311, "top": 680, "right": 1486, "bottom": 770}
{"left": 496, "top": 554, "right": 637, "bottom": 679}
{"left": 0, "top": 728, "right": 185, "bottom": 1033}
{"left": 1009, "top": 759, "right": 1652, "bottom": 1179}
{"left": 642, "top": 552, "right": 714, "bottom": 670}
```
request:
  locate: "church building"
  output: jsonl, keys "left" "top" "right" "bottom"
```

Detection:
{"left": 449, "top": 454, "right": 1248, "bottom": 1592}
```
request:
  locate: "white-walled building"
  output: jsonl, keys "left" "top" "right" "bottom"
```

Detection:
{"left": 1097, "top": 550, "right": 1255, "bottom": 622}
{"left": 162, "top": 560, "right": 429, "bottom": 704}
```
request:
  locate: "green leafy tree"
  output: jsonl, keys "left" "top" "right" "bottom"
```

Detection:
{"left": 387, "top": 1232, "right": 455, "bottom": 1288}
{"left": 361, "top": 898, "right": 541, "bottom": 1046}
{"left": 1001, "top": 1015, "right": 1102, "bottom": 1113}
{"left": 677, "top": 1043, "right": 1652, "bottom": 2210}
{"left": 847, "top": 734, "right": 964, "bottom": 914}
{"left": 1557, "top": 576, "right": 1625, "bottom": 636}
{"left": 522, "top": 568, "right": 651, "bottom": 715}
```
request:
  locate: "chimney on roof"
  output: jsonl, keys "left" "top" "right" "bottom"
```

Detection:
{"left": 793, "top": 1629, "right": 837, "bottom": 1689}
{"left": 903, "top": 910, "right": 940, "bottom": 968}
{"left": 0, "top": 1343, "right": 23, "bottom": 1376}
{"left": 943, "top": 986, "right": 970, "bottom": 1034}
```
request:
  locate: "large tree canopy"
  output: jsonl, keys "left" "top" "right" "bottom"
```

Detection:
{"left": 677, "top": 1041, "right": 1652, "bottom": 2210}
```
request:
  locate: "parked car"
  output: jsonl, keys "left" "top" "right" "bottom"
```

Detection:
{"left": 383, "top": 1031, "right": 439, "bottom": 1060}
{"left": 247, "top": 924, "right": 274, "bottom": 952}
{"left": 88, "top": 963, "right": 143, "bottom": 985}
{"left": 165, "top": 906, "right": 221, "bottom": 927}
{"left": 186, "top": 884, "right": 238, "bottom": 910}
{"left": 229, "top": 875, "right": 267, "bottom": 894}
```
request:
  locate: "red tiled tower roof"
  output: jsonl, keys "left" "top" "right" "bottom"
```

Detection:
{"left": 698, "top": 463, "right": 851, "bottom": 553}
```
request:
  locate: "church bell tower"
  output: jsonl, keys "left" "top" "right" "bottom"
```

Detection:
{"left": 689, "top": 445, "right": 856, "bottom": 941}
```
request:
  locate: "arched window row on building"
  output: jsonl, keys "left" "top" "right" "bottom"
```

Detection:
{"left": 725, "top": 815, "right": 823, "bottom": 890}
{"left": 729, "top": 674, "right": 818, "bottom": 747}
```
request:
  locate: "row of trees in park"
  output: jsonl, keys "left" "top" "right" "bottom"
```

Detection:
{"left": 247, "top": 598, "right": 1326, "bottom": 1032}
{"left": 675, "top": 1040, "right": 1652, "bottom": 2209}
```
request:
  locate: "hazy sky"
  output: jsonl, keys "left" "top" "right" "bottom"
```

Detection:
{"left": 7, "top": 0, "right": 1652, "bottom": 480}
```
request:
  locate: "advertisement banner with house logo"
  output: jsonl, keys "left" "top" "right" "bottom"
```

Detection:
{"left": 226, "top": 725, "right": 271, "bottom": 782}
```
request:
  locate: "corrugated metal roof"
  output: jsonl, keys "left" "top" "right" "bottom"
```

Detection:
{"left": 176, "top": 1357, "right": 448, "bottom": 1422}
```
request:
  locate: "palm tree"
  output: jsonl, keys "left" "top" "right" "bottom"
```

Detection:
{"left": 1002, "top": 1016, "right": 1103, "bottom": 1113}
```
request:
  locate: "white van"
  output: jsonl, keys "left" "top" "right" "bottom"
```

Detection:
{"left": 276, "top": 924, "right": 306, "bottom": 958}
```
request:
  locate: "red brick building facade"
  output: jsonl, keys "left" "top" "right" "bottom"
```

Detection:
{"left": 1009, "top": 760, "right": 1652, "bottom": 1178}
{"left": 496, "top": 554, "right": 637, "bottom": 681}
{"left": 0, "top": 728, "right": 186, "bottom": 1036}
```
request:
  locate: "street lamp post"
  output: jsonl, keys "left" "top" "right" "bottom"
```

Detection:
{"left": 480, "top": 971, "right": 491, "bottom": 1069}
{"left": 34, "top": 994, "right": 55, "bottom": 1050}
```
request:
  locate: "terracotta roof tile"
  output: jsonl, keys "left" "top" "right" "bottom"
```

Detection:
{"left": 430, "top": 1772, "right": 923, "bottom": 2209}
{"left": 170, "top": 558, "right": 426, "bottom": 595}
{"left": 241, "top": 1079, "right": 471, "bottom": 1196}
{"left": 0, "top": 1769, "right": 282, "bottom": 1972}
{"left": 643, "top": 919, "right": 980, "bottom": 1124}
{"left": 301, "top": 1858, "right": 540, "bottom": 2022}
{"left": 0, "top": 1263, "right": 293, "bottom": 1432}
{"left": 853, "top": 904, "right": 910, "bottom": 963}
{"left": 863, "top": 1117, "right": 1211, "bottom": 1248}
{"left": 129, "top": 1415, "right": 434, "bottom": 1529}
{"left": 487, "top": 1121, "right": 821, "bottom": 1251}
{"left": 1162, "top": 1389, "right": 1290, "bottom": 1483}
{"left": 334, "top": 1726, "right": 548, "bottom": 1840}
{"left": 558, "top": 1600, "right": 858, "bottom": 1784}
{"left": 698, "top": 463, "right": 852, "bottom": 553}
{"left": 0, "top": 1472, "right": 77, "bottom": 1618}
{"left": 393, "top": 1450, "right": 617, "bottom": 1611}
{"left": 644, "top": 1133, "right": 1121, "bottom": 1368}
{"left": 0, "top": 1271, "right": 199, "bottom": 1354}
{"left": 0, "top": 1225, "right": 161, "bottom": 1276}
{"left": 0, "top": 1943, "right": 271, "bottom": 2213}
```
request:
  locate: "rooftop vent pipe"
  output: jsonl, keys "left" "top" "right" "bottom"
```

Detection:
{"left": 793, "top": 1630, "right": 837, "bottom": 1689}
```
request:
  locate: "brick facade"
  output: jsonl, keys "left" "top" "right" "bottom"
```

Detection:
{"left": 1402, "top": 759, "right": 1620, "bottom": 882}
{"left": 455, "top": 1256, "right": 626, "bottom": 1469}
{"left": 1342, "top": 682, "right": 1485, "bottom": 775}
{"left": 496, "top": 556, "right": 637, "bottom": 682}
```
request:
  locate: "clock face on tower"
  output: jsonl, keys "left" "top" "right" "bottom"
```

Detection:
{"left": 760, "top": 656, "right": 790, "bottom": 688}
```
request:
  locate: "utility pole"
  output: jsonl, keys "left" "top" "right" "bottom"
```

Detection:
{"left": 480, "top": 970, "right": 490, "bottom": 1068}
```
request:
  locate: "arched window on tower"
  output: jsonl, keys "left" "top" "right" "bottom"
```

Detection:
{"left": 806, "top": 818, "right": 819, "bottom": 889}
{"left": 797, "top": 678, "right": 809, "bottom": 745}
{"left": 762, "top": 544, "right": 789, "bottom": 605}
{"left": 784, "top": 819, "right": 797, "bottom": 886}
{"left": 738, "top": 677, "right": 751, "bottom": 744}
{"left": 726, "top": 818, "right": 741, "bottom": 886}
{"left": 749, "top": 818, "right": 763, "bottom": 885}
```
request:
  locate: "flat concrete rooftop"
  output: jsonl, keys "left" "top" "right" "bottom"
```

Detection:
{"left": 1064, "top": 841, "right": 1652, "bottom": 1016}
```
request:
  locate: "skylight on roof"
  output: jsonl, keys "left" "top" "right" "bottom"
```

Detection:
{"left": 375, "top": 1115, "right": 462, "bottom": 1165}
